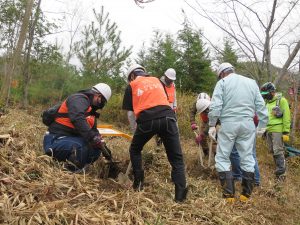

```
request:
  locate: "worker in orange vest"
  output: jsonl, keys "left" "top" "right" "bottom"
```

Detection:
{"left": 155, "top": 68, "right": 177, "bottom": 147}
{"left": 122, "top": 64, "right": 188, "bottom": 202}
{"left": 43, "top": 83, "right": 113, "bottom": 172}
{"left": 161, "top": 68, "right": 177, "bottom": 111}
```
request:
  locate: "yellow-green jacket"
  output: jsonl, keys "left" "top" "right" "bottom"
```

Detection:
{"left": 265, "top": 93, "right": 291, "bottom": 133}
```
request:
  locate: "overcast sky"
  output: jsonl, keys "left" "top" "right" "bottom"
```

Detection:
{"left": 41, "top": 0, "right": 222, "bottom": 65}
{"left": 40, "top": 0, "right": 299, "bottom": 70}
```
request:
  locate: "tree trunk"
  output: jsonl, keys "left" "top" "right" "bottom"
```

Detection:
{"left": 0, "top": 0, "right": 34, "bottom": 107}
{"left": 274, "top": 40, "right": 300, "bottom": 86}
{"left": 22, "top": 0, "right": 42, "bottom": 109}
{"left": 290, "top": 57, "right": 300, "bottom": 144}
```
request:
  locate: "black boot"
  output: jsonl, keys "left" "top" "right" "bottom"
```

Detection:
{"left": 133, "top": 170, "right": 144, "bottom": 191}
{"left": 218, "top": 171, "right": 235, "bottom": 201}
{"left": 175, "top": 185, "right": 188, "bottom": 203}
{"left": 240, "top": 171, "right": 254, "bottom": 201}
{"left": 273, "top": 154, "right": 286, "bottom": 179}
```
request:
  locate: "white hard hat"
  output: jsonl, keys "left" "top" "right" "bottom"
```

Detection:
{"left": 197, "top": 92, "right": 211, "bottom": 101}
{"left": 164, "top": 68, "right": 176, "bottom": 80}
{"left": 217, "top": 62, "right": 234, "bottom": 77}
{"left": 126, "top": 64, "right": 145, "bottom": 78}
{"left": 92, "top": 83, "right": 112, "bottom": 101}
{"left": 196, "top": 98, "right": 211, "bottom": 113}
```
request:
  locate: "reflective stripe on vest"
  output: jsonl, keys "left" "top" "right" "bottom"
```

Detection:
{"left": 130, "top": 76, "right": 170, "bottom": 117}
{"left": 55, "top": 99, "right": 95, "bottom": 129}
{"left": 165, "top": 83, "right": 175, "bottom": 103}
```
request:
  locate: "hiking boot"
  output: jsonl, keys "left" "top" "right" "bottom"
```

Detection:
{"left": 274, "top": 154, "right": 286, "bottom": 178}
{"left": 132, "top": 170, "right": 144, "bottom": 191}
{"left": 241, "top": 171, "right": 254, "bottom": 199}
{"left": 218, "top": 171, "right": 235, "bottom": 200}
{"left": 175, "top": 185, "right": 188, "bottom": 203}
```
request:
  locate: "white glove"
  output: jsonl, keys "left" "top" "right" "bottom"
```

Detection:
{"left": 208, "top": 127, "right": 217, "bottom": 141}
{"left": 256, "top": 127, "right": 266, "bottom": 137}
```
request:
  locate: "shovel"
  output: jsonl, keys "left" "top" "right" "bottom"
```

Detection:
{"left": 102, "top": 144, "right": 132, "bottom": 187}
{"left": 117, "top": 161, "right": 132, "bottom": 188}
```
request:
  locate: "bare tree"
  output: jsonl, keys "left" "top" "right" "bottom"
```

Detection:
{"left": 22, "top": 0, "right": 42, "bottom": 108}
{"left": 289, "top": 56, "right": 300, "bottom": 143}
{"left": 185, "top": 0, "right": 300, "bottom": 85}
{"left": 0, "top": 0, "right": 34, "bottom": 106}
{"left": 134, "top": 0, "right": 155, "bottom": 7}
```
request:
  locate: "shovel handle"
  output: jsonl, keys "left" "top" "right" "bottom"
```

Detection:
{"left": 207, "top": 139, "right": 213, "bottom": 167}
{"left": 194, "top": 131, "right": 204, "bottom": 167}
{"left": 125, "top": 161, "right": 132, "bottom": 176}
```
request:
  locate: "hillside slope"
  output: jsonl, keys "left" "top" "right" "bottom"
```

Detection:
{"left": 0, "top": 108, "right": 300, "bottom": 225}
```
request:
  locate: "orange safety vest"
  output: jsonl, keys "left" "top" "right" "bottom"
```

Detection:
{"left": 164, "top": 83, "right": 175, "bottom": 103}
{"left": 55, "top": 98, "right": 95, "bottom": 129}
{"left": 130, "top": 76, "right": 170, "bottom": 117}
{"left": 199, "top": 112, "right": 209, "bottom": 123}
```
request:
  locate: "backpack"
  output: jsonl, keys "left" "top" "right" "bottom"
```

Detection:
{"left": 41, "top": 104, "right": 68, "bottom": 126}
{"left": 272, "top": 95, "right": 283, "bottom": 118}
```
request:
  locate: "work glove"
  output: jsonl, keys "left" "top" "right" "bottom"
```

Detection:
{"left": 195, "top": 133, "right": 205, "bottom": 145}
{"left": 282, "top": 134, "right": 290, "bottom": 143}
{"left": 92, "top": 135, "right": 112, "bottom": 160}
{"left": 191, "top": 122, "right": 198, "bottom": 131}
{"left": 256, "top": 127, "right": 267, "bottom": 137}
{"left": 208, "top": 127, "right": 216, "bottom": 141}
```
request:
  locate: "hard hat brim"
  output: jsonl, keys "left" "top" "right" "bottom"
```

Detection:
{"left": 260, "top": 91, "right": 269, "bottom": 95}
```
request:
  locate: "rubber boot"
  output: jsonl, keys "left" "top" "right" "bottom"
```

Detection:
{"left": 273, "top": 154, "right": 286, "bottom": 181}
{"left": 218, "top": 171, "right": 235, "bottom": 203}
{"left": 132, "top": 170, "right": 144, "bottom": 191}
{"left": 240, "top": 171, "right": 254, "bottom": 202}
{"left": 174, "top": 185, "right": 188, "bottom": 203}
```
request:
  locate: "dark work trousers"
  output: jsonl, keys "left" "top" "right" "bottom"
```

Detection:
{"left": 130, "top": 116, "right": 186, "bottom": 189}
{"left": 43, "top": 133, "right": 100, "bottom": 170}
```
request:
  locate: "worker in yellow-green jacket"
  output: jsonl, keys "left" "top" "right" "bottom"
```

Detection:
{"left": 260, "top": 82, "right": 291, "bottom": 182}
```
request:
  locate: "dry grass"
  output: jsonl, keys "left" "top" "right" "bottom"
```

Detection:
{"left": 0, "top": 107, "right": 300, "bottom": 225}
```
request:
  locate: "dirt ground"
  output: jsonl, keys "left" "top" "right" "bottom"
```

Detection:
{"left": 0, "top": 108, "right": 300, "bottom": 225}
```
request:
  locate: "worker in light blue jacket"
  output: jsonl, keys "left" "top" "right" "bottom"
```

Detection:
{"left": 208, "top": 63, "right": 268, "bottom": 203}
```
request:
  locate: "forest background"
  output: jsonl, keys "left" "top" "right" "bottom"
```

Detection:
{"left": 1, "top": 1, "right": 300, "bottom": 224}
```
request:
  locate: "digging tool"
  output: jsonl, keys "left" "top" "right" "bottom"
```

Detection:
{"left": 102, "top": 144, "right": 122, "bottom": 179}
{"left": 194, "top": 131, "right": 204, "bottom": 167}
{"left": 207, "top": 138, "right": 213, "bottom": 167}
{"left": 97, "top": 125, "right": 133, "bottom": 186}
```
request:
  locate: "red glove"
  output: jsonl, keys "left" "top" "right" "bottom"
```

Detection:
{"left": 191, "top": 122, "right": 198, "bottom": 131}
{"left": 195, "top": 133, "right": 205, "bottom": 145}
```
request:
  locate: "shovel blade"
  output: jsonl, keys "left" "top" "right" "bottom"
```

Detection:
{"left": 117, "top": 172, "right": 132, "bottom": 188}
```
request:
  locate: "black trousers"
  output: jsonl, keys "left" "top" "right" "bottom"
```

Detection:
{"left": 130, "top": 116, "right": 186, "bottom": 188}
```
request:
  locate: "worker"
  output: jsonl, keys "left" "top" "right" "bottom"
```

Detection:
{"left": 260, "top": 82, "right": 291, "bottom": 181}
{"left": 190, "top": 92, "right": 211, "bottom": 155}
{"left": 122, "top": 64, "right": 188, "bottom": 202}
{"left": 208, "top": 62, "right": 268, "bottom": 202}
{"left": 161, "top": 68, "right": 177, "bottom": 111}
{"left": 156, "top": 68, "right": 177, "bottom": 147}
{"left": 191, "top": 94, "right": 261, "bottom": 186}
{"left": 43, "top": 83, "right": 113, "bottom": 172}
{"left": 230, "top": 113, "right": 261, "bottom": 186}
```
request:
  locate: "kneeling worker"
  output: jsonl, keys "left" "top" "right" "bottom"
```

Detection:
{"left": 43, "top": 83, "right": 113, "bottom": 172}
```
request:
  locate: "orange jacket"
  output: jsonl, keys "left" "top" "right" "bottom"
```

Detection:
{"left": 130, "top": 76, "right": 170, "bottom": 117}
{"left": 55, "top": 100, "right": 95, "bottom": 129}
{"left": 165, "top": 83, "right": 175, "bottom": 103}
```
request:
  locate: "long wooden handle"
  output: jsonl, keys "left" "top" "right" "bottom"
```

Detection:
{"left": 125, "top": 161, "right": 132, "bottom": 176}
